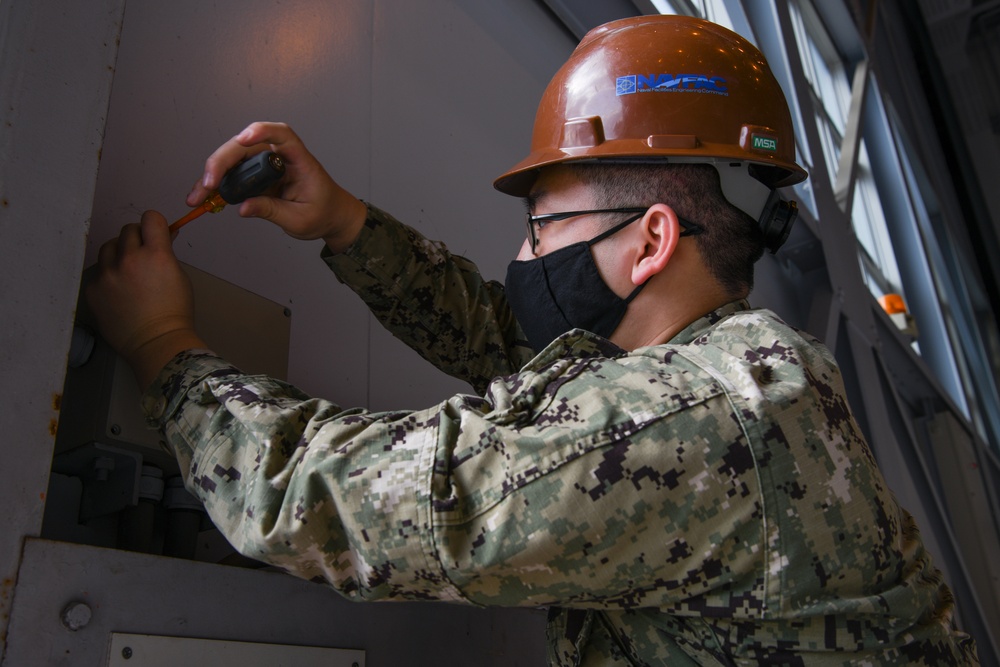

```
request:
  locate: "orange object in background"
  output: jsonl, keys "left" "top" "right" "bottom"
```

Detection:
{"left": 878, "top": 293, "right": 918, "bottom": 338}
{"left": 878, "top": 293, "right": 907, "bottom": 315}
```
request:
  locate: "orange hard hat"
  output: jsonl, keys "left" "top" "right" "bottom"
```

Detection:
{"left": 494, "top": 15, "right": 808, "bottom": 246}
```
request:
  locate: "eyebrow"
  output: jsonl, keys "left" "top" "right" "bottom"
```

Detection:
{"left": 523, "top": 189, "right": 545, "bottom": 215}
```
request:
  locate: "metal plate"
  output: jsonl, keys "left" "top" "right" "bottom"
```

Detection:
{"left": 107, "top": 633, "right": 363, "bottom": 667}
{"left": 104, "top": 262, "right": 291, "bottom": 455}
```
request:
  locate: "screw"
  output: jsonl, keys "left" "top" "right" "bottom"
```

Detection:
{"left": 60, "top": 601, "right": 92, "bottom": 631}
{"left": 283, "top": 307, "right": 292, "bottom": 317}
{"left": 122, "top": 646, "right": 133, "bottom": 659}
{"left": 110, "top": 424, "right": 121, "bottom": 436}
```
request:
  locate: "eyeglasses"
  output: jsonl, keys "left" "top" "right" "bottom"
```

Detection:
{"left": 525, "top": 206, "right": 702, "bottom": 255}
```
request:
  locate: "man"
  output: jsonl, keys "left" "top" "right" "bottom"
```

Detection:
{"left": 87, "top": 15, "right": 978, "bottom": 665}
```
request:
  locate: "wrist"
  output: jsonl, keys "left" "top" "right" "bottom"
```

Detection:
{"left": 322, "top": 197, "right": 368, "bottom": 254}
{"left": 124, "top": 328, "right": 208, "bottom": 390}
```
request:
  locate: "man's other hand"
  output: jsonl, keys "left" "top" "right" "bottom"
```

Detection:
{"left": 86, "top": 211, "right": 207, "bottom": 389}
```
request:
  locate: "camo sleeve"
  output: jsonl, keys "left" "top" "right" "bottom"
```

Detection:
{"left": 140, "top": 332, "right": 748, "bottom": 608}
{"left": 323, "top": 204, "right": 535, "bottom": 394}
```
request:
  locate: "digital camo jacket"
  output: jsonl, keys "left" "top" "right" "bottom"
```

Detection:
{"left": 143, "top": 204, "right": 979, "bottom": 665}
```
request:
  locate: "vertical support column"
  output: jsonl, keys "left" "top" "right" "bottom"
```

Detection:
{"left": 0, "top": 0, "right": 125, "bottom": 656}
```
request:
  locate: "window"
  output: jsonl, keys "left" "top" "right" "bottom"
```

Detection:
{"left": 648, "top": 0, "right": 737, "bottom": 31}
{"left": 787, "top": 0, "right": 903, "bottom": 302}
{"left": 890, "top": 106, "right": 1000, "bottom": 442}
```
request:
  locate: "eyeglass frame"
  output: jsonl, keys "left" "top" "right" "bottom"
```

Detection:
{"left": 525, "top": 206, "right": 703, "bottom": 255}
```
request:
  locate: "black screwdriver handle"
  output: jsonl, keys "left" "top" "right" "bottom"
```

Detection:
{"left": 217, "top": 151, "right": 285, "bottom": 205}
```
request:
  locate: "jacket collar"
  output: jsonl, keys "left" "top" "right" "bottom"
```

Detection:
{"left": 524, "top": 299, "right": 751, "bottom": 368}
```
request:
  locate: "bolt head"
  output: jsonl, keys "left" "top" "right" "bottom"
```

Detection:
{"left": 61, "top": 601, "right": 92, "bottom": 631}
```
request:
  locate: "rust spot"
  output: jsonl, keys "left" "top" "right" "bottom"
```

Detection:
{"left": 40, "top": 492, "right": 46, "bottom": 501}
{"left": 49, "top": 418, "right": 59, "bottom": 437}
{"left": 52, "top": 393, "right": 62, "bottom": 411}
{"left": 1, "top": 198, "right": 8, "bottom": 207}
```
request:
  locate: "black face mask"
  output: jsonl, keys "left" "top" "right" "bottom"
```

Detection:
{"left": 504, "top": 214, "right": 646, "bottom": 354}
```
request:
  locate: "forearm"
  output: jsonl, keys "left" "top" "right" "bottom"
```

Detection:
{"left": 145, "top": 350, "right": 440, "bottom": 599}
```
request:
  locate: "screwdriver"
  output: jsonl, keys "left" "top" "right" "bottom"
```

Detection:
{"left": 169, "top": 151, "right": 286, "bottom": 233}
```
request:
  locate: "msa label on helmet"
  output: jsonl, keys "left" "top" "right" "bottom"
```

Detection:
{"left": 751, "top": 134, "right": 778, "bottom": 152}
{"left": 616, "top": 74, "right": 728, "bottom": 96}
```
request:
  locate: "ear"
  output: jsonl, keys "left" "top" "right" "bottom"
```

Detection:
{"left": 631, "top": 203, "right": 681, "bottom": 286}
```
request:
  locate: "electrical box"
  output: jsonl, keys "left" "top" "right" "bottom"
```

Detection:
{"left": 44, "top": 263, "right": 291, "bottom": 562}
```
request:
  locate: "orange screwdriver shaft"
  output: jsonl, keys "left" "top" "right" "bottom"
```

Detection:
{"left": 168, "top": 193, "right": 226, "bottom": 233}
{"left": 169, "top": 206, "right": 207, "bottom": 233}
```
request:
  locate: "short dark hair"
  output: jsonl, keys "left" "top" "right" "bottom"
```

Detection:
{"left": 568, "top": 163, "right": 764, "bottom": 297}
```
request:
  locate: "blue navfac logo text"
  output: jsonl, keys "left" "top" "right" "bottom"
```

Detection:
{"left": 617, "top": 74, "right": 728, "bottom": 96}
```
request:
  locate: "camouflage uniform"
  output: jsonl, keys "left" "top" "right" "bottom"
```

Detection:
{"left": 143, "top": 205, "right": 979, "bottom": 665}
